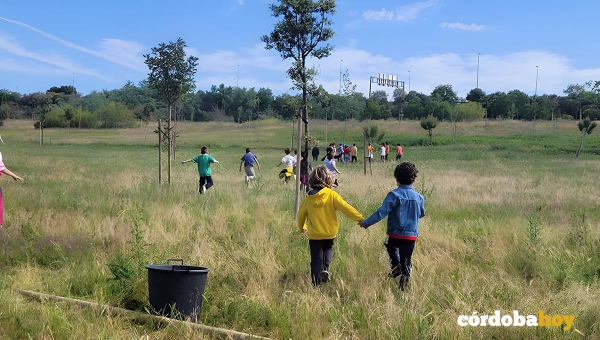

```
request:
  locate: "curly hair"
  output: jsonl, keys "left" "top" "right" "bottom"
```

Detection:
{"left": 394, "top": 162, "right": 419, "bottom": 185}
{"left": 308, "top": 165, "right": 335, "bottom": 189}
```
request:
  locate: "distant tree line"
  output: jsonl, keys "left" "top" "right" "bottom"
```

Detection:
{"left": 1, "top": 80, "right": 599, "bottom": 129}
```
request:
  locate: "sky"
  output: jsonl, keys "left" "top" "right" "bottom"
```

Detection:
{"left": 1, "top": 0, "right": 600, "bottom": 99}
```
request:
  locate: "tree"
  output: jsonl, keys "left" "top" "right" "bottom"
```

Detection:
{"left": 370, "top": 90, "right": 388, "bottom": 106}
{"left": 576, "top": 117, "right": 597, "bottom": 157}
{"left": 466, "top": 88, "right": 486, "bottom": 104}
{"left": 144, "top": 38, "right": 199, "bottom": 185}
{"left": 29, "top": 92, "right": 52, "bottom": 146}
{"left": 341, "top": 69, "right": 356, "bottom": 97}
{"left": 95, "top": 102, "right": 136, "bottom": 128}
{"left": 431, "top": 84, "right": 458, "bottom": 104}
{"left": 420, "top": 114, "right": 438, "bottom": 152}
{"left": 362, "top": 125, "right": 385, "bottom": 144}
{"left": 456, "top": 102, "right": 485, "bottom": 121}
{"left": 486, "top": 91, "right": 512, "bottom": 119}
{"left": 507, "top": 89, "right": 530, "bottom": 120}
{"left": 403, "top": 95, "right": 425, "bottom": 120}
{"left": 261, "top": 0, "right": 336, "bottom": 217}
{"left": 64, "top": 106, "right": 74, "bottom": 133}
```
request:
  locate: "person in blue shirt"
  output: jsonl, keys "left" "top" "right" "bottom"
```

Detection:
{"left": 359, "top": 162, "right": 425, "bottom": 291}
{"left": 239, "top": 148, "right": 260, "bottom": 187}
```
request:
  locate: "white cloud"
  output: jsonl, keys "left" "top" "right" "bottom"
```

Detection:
{"left": 0, "top": 16, "right": 146, "bottom": 72}
{"left": 298, "top": 49, "right": 600, "bottom": 98}
{"left": 363, "top": 8, "right": 396, "bottom": 21}
{"left": 363, "top": 0, "right": 438, "bottom": 22}
{"left": 98, "top": 39, "right": 146, "bottom": 72}
{"left": 440, "top": 22, "right": 485, "bottom": 31}
{"left": 0, "top": 32, "right": 108, "bottom": 79}
{"left": 396, "top": 0, "right": 439, "bottom": 21}
{"left": 185, "top": 44, "right": 600, "bottom": 99}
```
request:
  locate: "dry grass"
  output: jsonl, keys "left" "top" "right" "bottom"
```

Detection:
{"left": 0, "top": 119, "right": 598, "bottom": 339}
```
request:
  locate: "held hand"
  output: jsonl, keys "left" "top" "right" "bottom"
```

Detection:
{"left": 358, "top": 221, "right": 366, "bottom": 228}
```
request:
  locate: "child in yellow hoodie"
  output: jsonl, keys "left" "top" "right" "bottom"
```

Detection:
{"left": 298, "top": 166, "right": 365, "bottom": 286}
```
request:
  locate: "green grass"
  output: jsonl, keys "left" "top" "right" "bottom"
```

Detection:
{"left": 0, "top": 118, "right": 598, "bottom": 339}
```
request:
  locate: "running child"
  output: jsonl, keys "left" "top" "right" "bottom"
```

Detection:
{"left": 359, "top": 162, "right": 425, "bottom": 291}
{"left": 298, "top": 166, "right": 365, "bottom": 286}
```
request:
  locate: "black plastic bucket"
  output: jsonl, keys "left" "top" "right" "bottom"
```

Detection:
{"left": 146, "top": 259, "right": 210, "bottom": 321}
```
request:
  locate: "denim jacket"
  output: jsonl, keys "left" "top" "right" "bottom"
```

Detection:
{"left": 362, "top": 185, "right": 425, "bottom": 237}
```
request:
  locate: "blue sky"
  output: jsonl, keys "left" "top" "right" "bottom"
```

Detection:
{"left": 1, "top": 0, "right": 599, "bottom": 99}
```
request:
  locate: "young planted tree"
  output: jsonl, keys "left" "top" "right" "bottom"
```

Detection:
{"left": 64, "top": 106, "right": 74, "bottom": 134}
{"left": 261, "top": 0, "right": 336, "bottom": 216}
{"left": 144, "top": 38, "right": 198, "bottom": 185}
{"left": 420, "top": 114, "right": 438, "bottom": 152}
{"left": 576, "top": 117, "right": 597, "bottom": 157}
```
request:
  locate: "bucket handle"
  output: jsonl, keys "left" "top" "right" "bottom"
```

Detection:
{"left": 167, "top": 258, "right": 184, "bottom": 266}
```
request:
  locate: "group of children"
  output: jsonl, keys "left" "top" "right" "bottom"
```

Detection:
{"left": 297, "top": 162, "right": 425, "bottom": 290}
{"left": 182, "top": 146, "right": 425, "bottom": 291}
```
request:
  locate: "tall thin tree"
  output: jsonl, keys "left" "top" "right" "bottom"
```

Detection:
{"left": 144, "top": 38, "right": 198, "bottom": 185}
{"left": 420, "top": 114, "right": 438, "bottom": 152}
{"left": 576, "top": 117, "right": 597, "bottom": 158}
{"left": 261, "top": 0, "right": 336, "bottom": 217}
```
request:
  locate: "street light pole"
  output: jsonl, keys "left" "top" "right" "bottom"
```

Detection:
{"left": 476, "top": 53, "right": 480, "bottom": 89}
{"left": 535, "top": 65, "right": 539, "bottom": 96}
{"left": 237, "top": 64, "right": 240, "bottom": 88}
{"left": 408, "top": 70, "right": 411, "bottom": 93}
{"left": 339, "top": 59, "right": 343, "bottom": 94}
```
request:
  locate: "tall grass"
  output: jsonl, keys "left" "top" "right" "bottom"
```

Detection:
{"left": 0, "top": 118, "right": 598, "bottom": 339}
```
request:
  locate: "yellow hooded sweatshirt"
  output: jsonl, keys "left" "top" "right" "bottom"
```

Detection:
{"left": 297, "top": 187, "right": 365, "bottom": 240}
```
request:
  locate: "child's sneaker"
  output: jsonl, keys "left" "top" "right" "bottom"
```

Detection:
{"left": 399, "top": 275, "right": 409, "bottom": 291}
{"left": 200, "top": 185, "right": 206, "bottom": 195}
{"left": 319, "top": 270, "right": 330, "bottom": 283}
{"left": 388, "top": 265, "right": 400, "bottom": 278}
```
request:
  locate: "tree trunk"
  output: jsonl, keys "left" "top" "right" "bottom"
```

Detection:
{"left": 575, "top": 131, "right": 586, "bottom": 158}
{"left": 429, "top": 129, "right": 433, "bottom": 152}
{"left": 294, "top": 110, "right": 302, "bottom": 219}
{"left": 167, "top": 105, "right": 172, "bottom": 185}
{"left": 295, "top": 60, "right": 308, "bottom": 218}
{"left": 325, "top": 108, "right": 328, "bottom": 144}
{"left": 158, "top": 118, "right": 162, "bottom": 186}
{"left": 173, "top": 105, "right": 177, "bottom": 160}
{"left": 363, "top": 135, "right": 367, "bottom": 175}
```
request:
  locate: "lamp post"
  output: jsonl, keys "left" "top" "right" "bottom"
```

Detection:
{"left": 408, "top": 70, "right": 411, "bottom": 93}
{"left": 237, "top": 64, "right": 240, "bottom": 88}
{"left": 476, "top": 53, "right": 480, "bottom": 89}
{"left": 339, "top": 59, "right": 343, "bottom": 94}
{"left": 535, "top": 65, "right": 538, "bottom": 96}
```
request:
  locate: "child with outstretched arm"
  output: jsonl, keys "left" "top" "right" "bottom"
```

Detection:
{"left": 298, "top": 166, "right": 365, "bottom": 286}
{"left": 359, "top": 162, "right": 425, "bottom": 291}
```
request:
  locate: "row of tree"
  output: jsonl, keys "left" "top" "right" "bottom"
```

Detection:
{"left": 1, "top": 80, "right": 599, "bottom": 129}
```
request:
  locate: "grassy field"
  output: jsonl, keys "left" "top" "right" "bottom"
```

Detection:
{"left": 0, "top": 118, "right": 598, "bottom": 339}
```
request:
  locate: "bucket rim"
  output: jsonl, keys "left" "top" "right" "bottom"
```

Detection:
{"left": 146, "top": 264, "right": 210, "bottom": 273}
